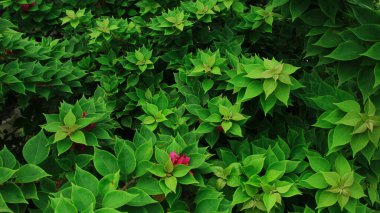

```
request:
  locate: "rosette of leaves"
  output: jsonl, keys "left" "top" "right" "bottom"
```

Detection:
{"left": 237, "top": 5, "right": 278, "bottom": 33}
{"left": 219, "top": 140, "right": 302, "bottom": 212}
{"left": 227, "top": 56, "right": 302, "bottom": 114}
{"left": 146, "top": 132, "right": 209, "bottom": 196}
{"left": 149, "top": 8, "right": 192, "bottom": 35}
{"left": 88, "top": 17, "right": 138, "bottom": 47}
{"left": 60, "top": 8, "right": 92, "bottom": 29}
{"left": 315, "top": 99, "right": 380, "bottom": 160}
{"left": 121, "top": 46, "right": 156, "bottom": 73}
{"left": 137, "top": 102, "right": 173, "bottom": 131}
{"left": 188, "top": 49, "right": 226, "bottom": 77}
{"left": 301, "top": 155, "right": 365, "bottom": 211}
{"left": 190, "top": 97, "right": 249, "bottom": 146}
{"left": 42, "top": 89, "right": 116, "bottom": 155}
{"left": 135, "top": 0, "right": 161, "bottom": 15}
{"left": 182, "top": 0, "right": 218, "bottom": 23}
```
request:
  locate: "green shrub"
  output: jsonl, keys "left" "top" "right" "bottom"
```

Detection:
{"left": 1, "top": 0, "right": 380, "bottom": 212}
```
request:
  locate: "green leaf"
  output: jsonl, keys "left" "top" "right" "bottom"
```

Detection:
{"left": 70, "top": 130, "right": 87, "bottom": 145}
{"left": 0, "top": 146, "right": 16, "bottom": 169}
{"left": 146, "top": 103, "right": 159, "bottom": 115}
{"left": 94, "top": 148, "right": 118, "bottom": 176}
{"left": 263, "top": 192, "right": 277, "bottom": 212}
{"left": 307, "top": 154, "right": 331, "bottom": 172}
{"left": 336, "top": 112, "right": 362, "bottom": 126}
{"left": 54, "top": 131, "right": 68, "bottom": 143}
{"left": 334, "top": 100, "right": 361, "bottom": 113}
{"left": 98, "top": 172, "right": 120, "bottom": 196}
{"left": 335, "top": 155, "right": 351, "bottom": 176}
{"left": 143, "top": 116, "right": 155, "bottom": 125}
{"left": 0, "top": 183, "right": 27, "bottom": 204}
{"left": 263, "top": 78, "right": 277, "bottom": 98}
{"left": 350, "top": 182, "right": 365, "bottom": 199}
{"left": 331, "top": 125, "right": 352, "bottom": 149}
{"left": 365, "top": 98, "right": 376, "bottom": 116}
{"left": 242, "top": 81, "right": 263, "bottom": 101}
{"left": 265, "top": 161, "right": 286, "bottom": 182}
{"left": 318, "top": 0, "right": 339, "bottom": 21}
{"left": 0, "top": 18, "right": 16, "bottom": 29}
{"left": 243, "top": 155, "right": 265, "bottom": 176}
{"left": 374, "top": 63, "right": 380, "bottom": 88}
{"left": 349, "top": 24, "right": 380, "bottom": 42}
{"left": 94, "top": 208, "right": 121, "bottom": 213}
{"left": 219, "top": 105, "right": 230, "bottom": 116}
{"left": 0, "top": 195, "right": 13, "bottom": 213}
{"left": 202, "top": 79, "right": 214, "bottom": 93}
{"left": 290, "top": 0, "right": 311, "bottom": 21}
{"left": 155, "top": 146, "right": 170, "bottom": 165}
{"left": 135, "top": 140, "right": 153, "bottom": 161}
{"left": 15, "top": 164, "right": 50, "bottom": 183}
{"left": 20, "top": 183, "right": 38, "bottom": 200}
{"left": 272, "top": 0, "right": 289, "bottom": 7}
{"left": 22, "top": 130, "right": 50, "bottom": 164}
{"left": 221, "top": 121, "right": 232, "bottom": 132}
{"left": 316, "top": 190, "right": 338, "bottom": 208}
{"left": 102, "top": 190, "right": 137, "bottom": 208}
{"left": 314, "top": 30, "right": 342, "bottom": 48}
{"left": 72, "top": 184, "right": 95, "bottom": 211}
{"left": 325, "top": 41, "right": 366, "bottom": 61}
{"left": 0, "top": 168, "right": 16, "bottom": 184}
{"left": 126, "top": 187, "right": 157, "bottom": 206}
{"left": 55, "top": 197, "right": 78, "bottom": 213}
{"left": 165, "top": 176, "right": 177, "bottom": 192}
{"left": 302, "top": 173, "right": 329, "bottom": 189}
{"left": 147, "top": 165, "right": 166, "bottom": 177}
{"left": 117, "top": 145, "right": 136, "bottom": 175}
{"left": 232, "top": 187, "right": 250, "bottom": 205}
{"left": 274, "top": 83, "right": 290, "bottom": 105}
{"left": 64, "top": 110, "right": 77, "bottom": 127}
{"left": 351, "top": 134, "right": 369, "bottom": 156}
{"left": 337, "top": 194, "right": 349, "bottom": 209}
{"left": 229, "top": 123, "right": 243, "bottom": 137}
{"left": 321, "top": 172, "right": 341, "bottom": 187}
{"left": 57, "top": 139, "right": 73, "bottom": 156}
{"left": 195, "top": 122, "right": 215, "bottom": 134}
{"left": 173, "top": 164, "right": 191, "bottom": 177}
{"left": 362, "top": 42, "right": 380, "bottom": 60}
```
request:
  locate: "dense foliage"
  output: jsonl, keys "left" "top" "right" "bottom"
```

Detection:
{"left": 1, "top": 0, "right": 380, "bottom": 212}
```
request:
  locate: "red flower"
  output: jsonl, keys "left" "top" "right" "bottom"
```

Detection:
{"left": 216, "top": 125, "right": 224, "bottom": 133}
{"left": 83, "top": 123, "right": 96, "bottom": 131}
{"left": 176, "top": 154, "right": 190, "bottom": 166}
{"left": 169, "top": 151, "right": 179, "bottom": 164}
{"left": 20, "top": 2, "right": 36, "bottom": 12}
{"left": 81, "top": 111, "right": 96, "bottom": 131}
{"left": 169, "top": 151, "right": 193, "bottom": 175}
{"left": 70, "top": 143, "right": 86, "bottom": 152}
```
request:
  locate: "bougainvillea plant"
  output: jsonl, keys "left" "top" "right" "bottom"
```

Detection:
{"left": 1, "top": 0, "right": 380, "bottom": 212}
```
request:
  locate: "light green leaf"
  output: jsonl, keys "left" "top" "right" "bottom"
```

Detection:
{"left": 316, "top": 190, "right": 338, "bottom": 208}
{"left": 64, "top": 110, "right": 77, "bottom": 127}
{"left": 165, "top": 176, "right": 177, "bottom": 192}
{"left": 263, "top": 78, "right": 277, "bottom": 98}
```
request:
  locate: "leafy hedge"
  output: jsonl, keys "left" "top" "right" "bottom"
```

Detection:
{"left": 1, "top": 0, "right": 380, "bottom": 212}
